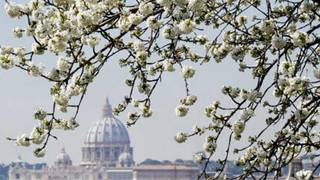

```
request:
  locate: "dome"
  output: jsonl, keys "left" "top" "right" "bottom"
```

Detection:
{"left": 118, "top": 152, "right": 134, "bottom": 163}
{"left": 118, "top": 152, "right": 134, "bottom": 167}
{"left": 84, "top": 98, "right": 130, "bottom": 146}
{"left": 55, "top": 148, "right": 72, "bottom": 167}
{"left": 81, "top": 97, "right": 133, "bottom": 167}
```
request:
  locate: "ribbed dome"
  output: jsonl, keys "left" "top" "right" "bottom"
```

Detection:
{"left": 55, "top": 148, "right": 72, "bottom": 167}
{"left": 118, "top": 152, "right": 134, "bottom": 167}
{"left": 84, "top": 98, "right": 130, "bottom": 146}
{"left": 119, "top": 152, "right": 133, "bottom": 163}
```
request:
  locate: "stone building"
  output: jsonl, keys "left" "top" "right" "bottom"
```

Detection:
{"left": 9, "top": 98, "right": 199, "bottom": 180}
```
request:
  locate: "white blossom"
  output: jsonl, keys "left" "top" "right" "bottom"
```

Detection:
{"left": 128, "top": 13, "right": 143, "bottom": 25}
{"left": 139, "top": 2, "right": 155, "bottom": 16}
{"left": 178, "top": 19, "right": 196, "bottom": 34}
{"left": 16, "top": 134, "right": 30, "bottom": 147}
{"left": 231, "top": 47, "right": 245, "bottom": 61}
{"left": 279, "top": 61, "right": 295, "bottom": 77}
{"left": 296, "top": 169, "right": 312, "bottom": 180}
{"left": 162, "top": 59, "right": 175, "bottom": 72}
{"left": 156, "top": 0, "right": 172, "bottom": 8}
{"left": 240, "top": 108, "right": 254, "bottom": 121}
{"left": 291, "top": 31, "right": 309, "bottom": 47}
{"left": 175, "top": 105, "right": 189, "bottom": 117}
{"left": 12, "top": 27, "right": 24, "bottom": 38}
{"left": 34, "top": 108, "right": 47, "bottom": 120}
{"left": 181, "top": 65, "right": 195, "bottom": 79}
{"left": 34, "top": 148, "right": 46, "bottom": 158}
{"left": 57, "top": 57, "right": 70, "bottom": 72}
{"left": 27, "top": 62, "right": 43, "bottom": 77}
{"left": 271, "top": 35, "right": 286, "bottom": 49}
{"left": 193, "top": 152, "right": 205, "bottom": 163}
{"left": 203, "top": 141, "right": 217, "bottom": 153}
{"left": 5, "top": 3, "right": 23, "bottom": 18}
{"left": 0, "top": 54, "right": 14, "bottom": 70}
{"left": 175, "top": 132, "right": 188, "bottom": 143}
{"left": 233, "top": 120, "right": 245, "bottom": 135}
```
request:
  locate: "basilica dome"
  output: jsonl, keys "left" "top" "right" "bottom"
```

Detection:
{"left": 81, "top": 98, "right": 133, "bottom": 167}
{"left": 55, "top": 148, "right": 72, "bottom": 167}
{"left": 84, "top": 98, "right": 130, "bottom": 146}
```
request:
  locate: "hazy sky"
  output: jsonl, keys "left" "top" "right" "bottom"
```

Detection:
{"left": 0, "top": 1, "right": 266, "bottom": 166}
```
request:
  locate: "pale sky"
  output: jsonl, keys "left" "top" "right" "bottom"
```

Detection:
{"left": 0, "top": 1, "right": 266, "bottom": 166}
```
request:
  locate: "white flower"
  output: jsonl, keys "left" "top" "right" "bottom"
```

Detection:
{"left": 34, "top": 148, "right": 46, "bottom": 158}
{"left": 175, "top": 0, "right": 188, "bottom": 7}
{"left": 5, "top": 3, "right": 22, "bottom": 18}
{"left": 16, "top": 134, "right": 30, "bottom": 147}
{"left": 66, "top": 118, "right": 79, "bottom": 130}
{"left": 260, "top": 19, "right": 275, "bottom": 33}
{"left": 30, "top": 127, "right": 46, "bottom": 145}
{"left": 203, "top": 141, "right": 217, "bottom": 153}
{"left": 178, "top": 19, "right": 196, "bottom": 34}
{"left": 231, "top": 47, "right": 245, "bottom": 61}
{"left": 1, "top": 46, "right": 13, "bottom": 55}
{"left": 180, "top": 95, "right": 197, "bottom": 106}
{"left": 246, "top": 90, "right": 261, "bottom": 102}
{"left": 86, "top": 36, "right": 100, "bottom": 47}
{"left": 54, "top": 94, "right": 69, "bottom": 107}
{"left": 181, "top": 65, "right": 195, "bottom": 79}
{"left": 139, "top": 2, "right": 155, "bottom": 16}
{"left": 175, "top": 132, "right": 188, "bottom": 143}
{"left": 271, "top": 35, "right": 286, "bottom": 49}
{"left": 279, "top": 61, "right": 295, "bottom": 77}
{"left": 127, "top": 98, "right": 138, "bottom": 107}
{"left": 193, "top": 152, "right": 205, "bottom": 163}
{"left": 162, "top": 26, "right": 177, "bottom": 39}
{"left": 32, "top": 43, "right": 45, "bottom": 55}
{"left": 300, "top": 2, "right": 313, "bottom": 13}
{"left": 147, "top": 16, "right": 161, "bottom": 30}
{"left": 12, "top": 27, "right": 24, "bottom": 38}
{"left": 136, "top": 50, "right": 148, "bottom": 66}
{"left": 57, "top": 57, "right": 70, "bottom": 72}
{"left": 156, "top": 0, "right": 172, "bottom": 8}
{"left": 294, "top": 109, "right": 308, "bottom": 121}
{"left": 240, "top": 108, "right": 254, "bottom": 121}
{"left": 189, "top": 0, "right": 204, "bottom": 12}
{"left": 133, "top": 41, "right": 145, "bottom": 51}
{"left": 0, "top": 54, "right": 14, "bottom": 70}
{"left": 128, "top": 13, "right": 143, "bottom": 25}
{"left": 14, "top": 47, "right": 25, "bottom": 58}
{"left": 162, "top": 59, "right": 175, "bottom": 72}
{"left": 175, "top": 105, "right": 189, "bottom": 117}
{"left": 27, "top": 62, "right": 43, "bottom": 77}
{"left": 34, "top": 108, "right": 47, "bottom": 120}
{"left": 233, "top": 120, "right": 245, "bottom": 135}
{"left": 296, "top": 169, "right": 312, "bottom": 180}
{"left": 291, "top": 31, "right": 309, "bottom": 47}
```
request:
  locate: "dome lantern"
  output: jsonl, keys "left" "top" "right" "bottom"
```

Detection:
{"left": 102, "top": 97, "right": 113, "bottom": 118}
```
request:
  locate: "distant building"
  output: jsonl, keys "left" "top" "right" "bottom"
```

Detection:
{"left": 0, "top": 163, "right": 8, "bottom": 180}
{"left": 133, "top": 164, "right": 199, "bottom": 180}
{"left": 9, "top": 98, "right": 199, "bottom": 180}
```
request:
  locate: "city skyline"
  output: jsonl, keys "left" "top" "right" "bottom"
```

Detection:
{"left": 0, "top": 0, "right": 267, "bottom": 167}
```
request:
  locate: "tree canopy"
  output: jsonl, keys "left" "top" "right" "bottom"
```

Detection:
{"left": 1, "top": 0, "right": 320, "bottom": 179}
